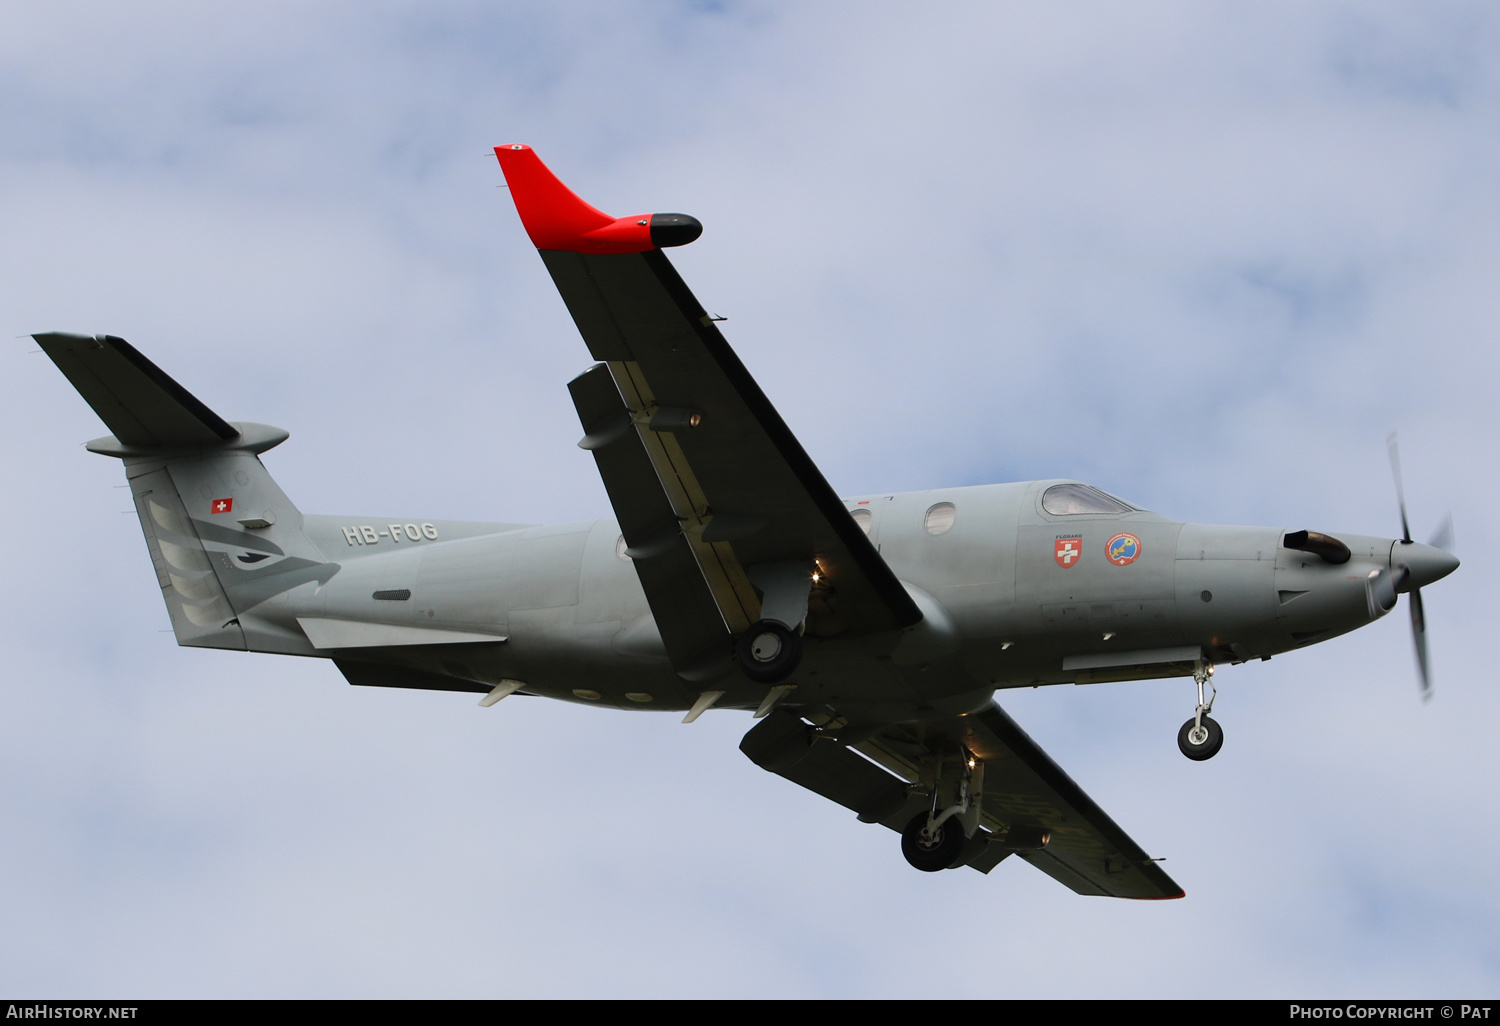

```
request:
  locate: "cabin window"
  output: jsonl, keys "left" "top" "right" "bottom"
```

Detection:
{"left": 1042, "top": 483, "right": 1133, "bottom": 516}
{"left": 924, "top": 502, "right": 957, "bottom": 535}
{"left": 851, "top": 509, "right": 873, "bottom": 534}
{"left": 615, "top": 535, "right": 632, "bottom": 560}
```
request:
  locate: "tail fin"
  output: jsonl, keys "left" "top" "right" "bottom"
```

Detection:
{"left": 37, "top": 333, "right": 337, "bottom": 653}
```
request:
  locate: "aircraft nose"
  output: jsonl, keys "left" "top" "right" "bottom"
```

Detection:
{"left": 1393, "top": 541, "right": 1460, "bottom": 591}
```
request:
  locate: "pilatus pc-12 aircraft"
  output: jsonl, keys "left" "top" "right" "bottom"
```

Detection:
{"left": 37, "top": 145, "right": 1459, "bottom": 899}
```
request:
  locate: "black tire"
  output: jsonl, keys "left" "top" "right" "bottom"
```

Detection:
{"left": 901, "top": 813, "right": 966, "bottom": 872}
{"left": 1177, "top": 715, "right": 1224, "bottom": 761}
{"left": 736, "top": 620, "right": 802, "bottom": 683}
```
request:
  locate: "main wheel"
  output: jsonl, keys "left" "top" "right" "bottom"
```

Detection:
{"left": 736, "top": 620, "right": 802, "bottom": 683}
{"left": 901, "top": 813, "right": 965, "bottom": 872}
{"left": 1177, "top": 715, "right": 1224, "bottom": 761}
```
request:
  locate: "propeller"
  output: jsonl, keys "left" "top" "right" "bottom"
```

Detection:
{"left": 1387, "top": 434, "right": 1456, "bottom": 702}
{"left": 1428, "top": 513, "right": 1454, "bottom": 555}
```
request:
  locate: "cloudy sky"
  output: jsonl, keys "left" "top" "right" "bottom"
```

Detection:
{"left": 2, "top": 1, "right": 1497, "bottom": 998}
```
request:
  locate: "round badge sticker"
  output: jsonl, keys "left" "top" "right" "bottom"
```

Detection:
{"left": 1105, "top": 533, "right": 1142, "bottom": 566}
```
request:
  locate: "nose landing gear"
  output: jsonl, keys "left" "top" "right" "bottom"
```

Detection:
{"left": 1178, "top": 715, "right": 1223, "bottom": 760}
{"left": 1177, "top": 662, "right": 1224, "bottom": 761}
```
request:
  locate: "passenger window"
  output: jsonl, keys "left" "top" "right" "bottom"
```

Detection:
{"left": 851, "top": 509, "right": 873, "bottom": 534}
{"left": 924, "top": 502, "right": 957, "bottom": 535}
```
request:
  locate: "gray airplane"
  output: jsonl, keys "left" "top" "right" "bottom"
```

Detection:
{"left": 37, "top": 145, "right": 1458, "bottom": 899}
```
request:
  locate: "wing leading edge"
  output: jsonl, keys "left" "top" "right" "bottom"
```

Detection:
{"left": 496, "top": 145, "right": 920, "bottom": 657}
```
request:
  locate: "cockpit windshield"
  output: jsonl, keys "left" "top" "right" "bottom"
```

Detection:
{"left": 1041, "top": 483, "right": 1137, "bottom": 515}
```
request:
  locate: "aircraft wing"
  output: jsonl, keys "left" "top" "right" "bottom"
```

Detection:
{"left": 497, "top": 145, "right": 921, "bottom": 661}
{"left": 741, "top": 703, "right": 1184, "bottom": 899}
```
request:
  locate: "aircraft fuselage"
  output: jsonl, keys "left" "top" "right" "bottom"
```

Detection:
{"left": 236, "top": 478, "right": 1445, "bottom": 723}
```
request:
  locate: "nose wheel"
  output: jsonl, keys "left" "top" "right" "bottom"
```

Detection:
{"left": 1177, "top": 662, "right": 1223, "bottom": 761}
{"left": 1177, "top": 715, "right": 1223, "bottom": 760}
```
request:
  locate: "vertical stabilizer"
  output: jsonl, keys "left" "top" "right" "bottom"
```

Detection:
{"left": 37, "top": 333, "right": 338, "bottom": 654}
{"left": 131, "top": 468, "right": 247, "bottom": 649}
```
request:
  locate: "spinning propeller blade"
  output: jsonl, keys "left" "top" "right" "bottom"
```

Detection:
{"left": 1387, "top": 432, "right": 1412, "bottom": 544}
{"left": 1410, "top": 588, "right": 1431, "bottom": 702}
{"left": 1427, "top": 514, "right": 1454, "bottom": 555}
{"left": 1388, "top": 433, "right": 1449, "bottom": 702}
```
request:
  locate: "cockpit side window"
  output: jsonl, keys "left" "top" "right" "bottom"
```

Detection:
{"left": 1042, "top": 483, "right": 1135, "bottom": 515}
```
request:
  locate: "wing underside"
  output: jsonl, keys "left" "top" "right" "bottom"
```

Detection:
{"left": 496, "top": 145, "right": 919, "bottom": 681}
{"left": 569, "top": 362, "right": 734, "bottom": 679}
{"left": 742, "top": 704, "right": 1184, "bottom": 899}
{"left": 552, "top": 248, "right": 920, "bottom": 641}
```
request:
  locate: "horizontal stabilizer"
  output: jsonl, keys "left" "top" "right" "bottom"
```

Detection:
{"left": 35, "top": 332, "right": 239, "bottom": 449}
{"left": 333, "top": 659, "right": 493, "bottom": 696}
{"left": 297, "top": 617, "right": 508, "bottom": 650}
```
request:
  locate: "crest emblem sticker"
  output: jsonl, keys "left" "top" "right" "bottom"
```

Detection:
{"left": 1054, "top": 537, "right": 1082, "bottom": 568}
{"left": 1105, "top": 533, "right": 1142, "bottom": 566}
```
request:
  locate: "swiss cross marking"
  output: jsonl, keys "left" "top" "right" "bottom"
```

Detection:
{"left": 1054, "top": 537, "right": 1082, "bottom": 568}
{"left": 211, "top": 498, "right": 234, "bottom": 514}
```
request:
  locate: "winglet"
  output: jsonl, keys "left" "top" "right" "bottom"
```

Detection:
{"left": 494, "top": 144, "right": 701, "bottom": 254}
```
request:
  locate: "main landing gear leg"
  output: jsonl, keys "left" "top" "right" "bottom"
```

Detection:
{"left": 736, "top": 620, "right": 802, "bottom": 683}
{"left": 737, "top": 561, "right": 814, "bottom": 684}
{"left": 1177, "top": 662, "right": 1223, "bottom": 761}
{"left": 901, "top": 749, "right": 982, "bottom": 872}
